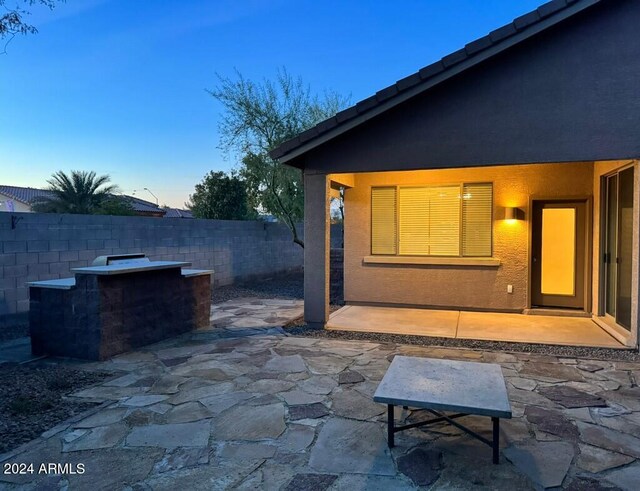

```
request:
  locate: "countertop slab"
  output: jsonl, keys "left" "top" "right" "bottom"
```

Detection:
{"left": 72, "top": 261, "right": 191, "bottom": 276}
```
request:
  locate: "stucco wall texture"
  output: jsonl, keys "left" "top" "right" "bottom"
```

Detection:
{"left": 344, "top": 162, "right": 596, "bottom": 312}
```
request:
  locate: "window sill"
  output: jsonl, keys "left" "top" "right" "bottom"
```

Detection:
{"left": 363, "top": 256, "right": 501, "bottom": 267}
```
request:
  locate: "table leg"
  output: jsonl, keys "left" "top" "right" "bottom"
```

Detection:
{"left": 492, "top": 417, "right": 499, "bottom": 464}
{"left": 388, "top": 404, "right": 395, "bottom": 448}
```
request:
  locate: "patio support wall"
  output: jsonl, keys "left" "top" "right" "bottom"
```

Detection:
{"left": 304, "top": 172, "right": 330, "bottom": 327}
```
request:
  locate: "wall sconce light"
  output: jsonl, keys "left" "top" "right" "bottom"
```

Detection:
{"left": 504, "top": 207, "right": 524, "bottom": 220}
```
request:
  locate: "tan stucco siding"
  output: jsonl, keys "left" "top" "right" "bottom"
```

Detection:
{"left": 344, "top": 162, "right": 594, "bottom": 311}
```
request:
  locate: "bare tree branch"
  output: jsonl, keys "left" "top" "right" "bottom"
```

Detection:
{"left": 208, "top": 68, "right": 349, "bottom": 247}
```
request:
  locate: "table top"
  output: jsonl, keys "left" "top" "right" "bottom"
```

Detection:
{"left": 72, "top": 261, "right": 191, "bottom": 276}
{"left": 373, "top": 355, "right": 512, "bottom": 418}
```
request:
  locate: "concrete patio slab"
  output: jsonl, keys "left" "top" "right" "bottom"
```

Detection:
{"left": 458, "top": 311, "right": 621, "bottom": 348}
{"left": 327, "top": 305, "right": 624, "bottom": 348}
{"left": 327, "top": 305, "right": 458, "bottom": 338}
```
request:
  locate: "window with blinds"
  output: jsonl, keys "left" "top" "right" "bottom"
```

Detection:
{"left": 462, "top": 183, "right": 493, "bottom": 256}
{"left": 371, "top": 182, "right": 493, "bottom": 257}
{"left": 371, "top": 187, "right": 397, "bottom": 254}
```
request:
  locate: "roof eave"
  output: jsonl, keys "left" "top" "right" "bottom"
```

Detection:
{"left": 272, "top": 0, "right": 601, "bottom": 167}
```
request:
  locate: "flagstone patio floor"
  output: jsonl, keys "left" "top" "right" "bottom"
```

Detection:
{"left": 1, "top": 298, "right": 639, "bottom": 490}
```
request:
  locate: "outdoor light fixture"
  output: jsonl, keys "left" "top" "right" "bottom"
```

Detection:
{"left": 504, "top": 207, "right": 523, "bottom": 221}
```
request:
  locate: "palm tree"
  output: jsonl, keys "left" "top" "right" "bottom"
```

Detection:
{"left": 32, "top": 170, "right": 119, "bottom": 214}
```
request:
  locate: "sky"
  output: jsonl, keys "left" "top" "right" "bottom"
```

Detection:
{"left": 0, "top": 0, "right": 543, "bottom": 208}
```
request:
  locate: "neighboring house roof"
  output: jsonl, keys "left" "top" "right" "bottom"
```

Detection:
{"left": 0, "top": 185, "right": 54, "bottom": 205}
{"left": 0, "top": 185, "right": 166, "bottom": 215}
{"left": 270, "top": 0, "right": 602, "bottom": 165}
{"left": 125, "top": 196, "right": 166, "bottom": 215}
{"left": 163, "top": 208, "right": 194, "bottom": 218}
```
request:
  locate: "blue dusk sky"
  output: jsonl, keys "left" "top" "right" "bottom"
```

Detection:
{"left": 0, "top": 0, "right": 542, "bottom": 208}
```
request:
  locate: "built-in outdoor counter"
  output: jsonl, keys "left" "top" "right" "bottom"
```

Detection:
{"left": 29, "top": 254, "right": 213, "bottom": 361}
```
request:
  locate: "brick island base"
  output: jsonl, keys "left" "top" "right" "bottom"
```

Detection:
{"left": 29, "top": 266, "right": 211, "bottom": 361}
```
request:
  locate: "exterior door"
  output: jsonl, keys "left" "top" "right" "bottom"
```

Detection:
{"left": 531, "top": 200, "right": 588, "bottom": 309}
{"left": 602, "top": 167, "right": 634, "bottom": 330}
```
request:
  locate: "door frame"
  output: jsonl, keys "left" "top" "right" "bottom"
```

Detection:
{"left": 527, "top": 195, "right": 593, "bottom": 312}
{"left": 596, "top": 161, "right": 637, "bottom": 345}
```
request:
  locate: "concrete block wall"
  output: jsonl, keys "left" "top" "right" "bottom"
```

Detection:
{"left": 0, "top": 212, "right": 311, "bottom": 317}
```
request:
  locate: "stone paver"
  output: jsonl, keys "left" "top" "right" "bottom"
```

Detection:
{"left": 310, "top": 418, "right": 396, "bottom": 476}
{"left": 153, "top": 447, "right": 210, "bottom": 473}
{"left": 525, "top": 406, "right": 579, "bottom": 440}
{"left": 277, "top": 424, "right": 315, "bottom": 453}
{"left": 504, "top": 441, "right": 574, "bottom": 489}
{"left": 280, "top": 389, "right": 325, "bottom": 406}
{"left": 288, "top": 402, "right": 330, "bottom": 420}
{"left": 264, "top": 354, "right": 307, "bottom": 373}
{"left": 576, "top": 443, "right": 635, "bottom": 474}
{"left": 164, "top": 401, "right": 213, "bottom": 424}
{"left": 332, "top": 388, "right": 385, "bottom": 421}
{"left": 2, "top": 297, "right": 640, "bottom": 490}
{"left": 604, "top": 462, "right": 640, "bottom": 490}
{"left": 577, "top": 422, "right": 640, "bottom": 458}
{"left": 538, "top": 385, "right": 607, "bottom": 408}
{"left": 300, "top": 375, "right": 338, "bottom": 395}
{"left": 284, "top": 473, "right": 338, "bottom": 491}
{"left": 74, "top": 408, "right": 128, "bottom": 428}
{"left": 338, "top": 370, "right": 365, "bottom": 384}
{"left": 126, "top": 421, "right": 211, "bottom": 448}
{"left": 121, "top": 394, "right": 169, "bottom": 407}
{"left": 213, "top": 403, "right": 286, "bottom": 440}
{"left": 62, "top": 423, "right": 129, "bottom": 452}
{"left": 397, "top": 448, "right": 443, "bottom": 486}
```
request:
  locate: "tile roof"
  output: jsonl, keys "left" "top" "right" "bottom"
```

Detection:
{"left": 124, "top": 196, "right": 166, "bottom": 214}
{"left": 0, "top": 184, "right": 165, "bottom": 215}
{"left": 163, "top": 208, "right": 194, "bottom": 218}
{"left": 270, "top": 0, "right": 602, "bottom": 163}
{"left": 0, "top": 185, "right": 54, "bottom": 204}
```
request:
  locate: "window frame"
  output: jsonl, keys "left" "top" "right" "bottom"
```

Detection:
{"left": 370, "top": 181, "right": 494, "bottom": 258}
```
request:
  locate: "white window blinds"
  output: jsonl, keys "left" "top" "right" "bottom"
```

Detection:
{"left": 398, "top": 187, "right": 430, "bottom": 255}
{"left": 398, "top": 186, "right": 460, "bottom": 256}
{"left": 428, "top": 186, "right": 461, "bottom": 256}
{"left": 462, "top": 183, "right": 493, "bottom": 257}
{"left": 371, "top": 187, "right": 397, "bottom": 255}
{"left": 371, "top": 182, "right": 493, "bottom": 257}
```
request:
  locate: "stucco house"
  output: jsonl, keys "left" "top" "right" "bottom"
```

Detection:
{"left": 271, "top": 0, "right": 640, "bottom": 348}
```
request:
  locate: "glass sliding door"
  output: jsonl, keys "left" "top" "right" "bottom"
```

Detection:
{"left": 603, "top": 167, "right": 634, "bottom": 331}
{"left": 617, "top": 168, "right": 634, "bottom": 330}
{"left": 605, "top": 175, "right": 617, "bottom": 318}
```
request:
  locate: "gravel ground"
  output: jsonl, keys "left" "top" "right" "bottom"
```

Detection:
{"left": 0, "top": 322, "right": 29, "bottom": 343}
{"left": 286, "top": 323, "right": 640, "bottom": 362}
{"left": 0, "top": 363, "right": 111, "bottom": 454}
{"left": 212, "top": 272, "right": 303, "bottom": 304}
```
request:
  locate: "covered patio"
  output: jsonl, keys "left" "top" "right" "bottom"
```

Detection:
{"left": 328, "top": 305, "right": 625, "bottom": 348}
{"left": 271, "top": 0, "right": 640, "bottom": 351}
